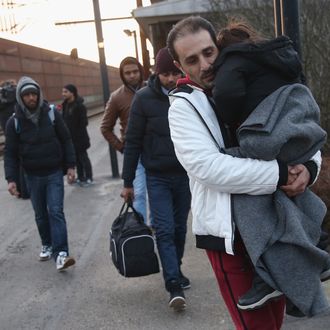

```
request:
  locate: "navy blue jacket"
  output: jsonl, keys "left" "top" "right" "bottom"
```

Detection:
{"left": 122, "top": 74, "right": 186, "bottom": 187}
{"left": 4, "top": 102, "right": 76, "bottom": 182}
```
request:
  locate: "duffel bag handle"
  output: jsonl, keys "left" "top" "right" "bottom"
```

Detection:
{"left": 119, "top": 200, "right": 145, "bottom": 225}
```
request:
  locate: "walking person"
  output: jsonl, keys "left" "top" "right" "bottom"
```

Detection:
{"left": 166, "top": 17, "right": 321, "bottom": 329}
{"left": 121, "top": 48, "right": 191, "bottom": 312}
{"left": 211, "top": 20, "right": 329, "bottom": 316}
{"left": 4, "top": 76, "right": 76, "bottom": 271}
{"left": 62, "top": 84, "right": 93, "bottom": 186}
{"left": 100, "top": 57, "right": 151, "bottom": 223}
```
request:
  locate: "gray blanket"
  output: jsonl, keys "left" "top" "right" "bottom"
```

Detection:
{"left": 225, "top": 83, "right": 330, "bottom": 316}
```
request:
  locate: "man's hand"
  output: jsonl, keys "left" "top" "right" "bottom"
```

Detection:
{"left": 8, "top": 182, "right": 20, "bottom": 197}
{"left": 66, "top": 168, "right": 76, "bottom": 184}
{"left": 120, "top": 187, "right": 134, "bottom": 203}
{"left": 280, "top": 164, "right": 311, "bottom": 197}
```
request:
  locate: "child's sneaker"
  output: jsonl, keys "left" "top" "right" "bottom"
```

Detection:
{"left": 321, "top": 268, "right": 330, "bottom": 282}
{"left": 237, "top": 274, "right": 283, "bottom": 310}
{"left": 56, "top": 251, "right": 75, "bottom": 271}
{"left": 39, "top": 245, "right": 52, "bottom": 261}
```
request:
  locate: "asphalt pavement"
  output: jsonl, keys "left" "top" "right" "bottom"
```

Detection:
{"left": 0, "top": 113, "right": 329, "bottom": 330}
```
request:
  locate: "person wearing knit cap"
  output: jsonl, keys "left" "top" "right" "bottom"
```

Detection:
{"left": 62, "top": 84, "right": 93, "bottom": 186}
{"left": 154, "top": 47, "right": 182, "bottom": 76}
{"left": 4, "top": 76, "right": 76, "bottom": 272}
{"left": 121, "top": 47, "right": 191, "bottom": 312}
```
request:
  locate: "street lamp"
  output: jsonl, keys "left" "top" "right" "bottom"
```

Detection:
{"left": 123, "top": 29, "right": 139, "bottom": 61}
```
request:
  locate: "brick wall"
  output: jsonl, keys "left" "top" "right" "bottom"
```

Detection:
{"left": 0, "top": 38, "right": 121, "bottom": 108}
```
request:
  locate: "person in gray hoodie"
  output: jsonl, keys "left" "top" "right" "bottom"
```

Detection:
{"left": 4, "top": 76, "right": 76, "bottom": 271}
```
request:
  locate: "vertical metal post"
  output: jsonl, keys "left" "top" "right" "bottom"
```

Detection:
{"left": 273, "top": 0, "right": 283, "bottom": 37}
{"left": 280, "top": 0, "right": 302, "bottom": 58}
{"left": 92, "top": 0, "right": 119, "bottom": 178}
{"left": 136, "top": 0, "right": 150, "bottom": 79}
{"left": 133, "top": 30, "right": 139, "bottom": 62}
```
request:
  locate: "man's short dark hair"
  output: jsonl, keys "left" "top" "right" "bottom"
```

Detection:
{"left": 167, "top": 16, "right": 217, "bottom": 62}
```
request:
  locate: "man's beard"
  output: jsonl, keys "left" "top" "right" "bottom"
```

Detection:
{"left": 25, "top": 103, "right": 38, "bottom": 111}
{"left": 200, "top": 66, "right": 214, "bottom": 81}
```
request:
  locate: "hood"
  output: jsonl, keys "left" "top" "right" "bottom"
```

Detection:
{"left": 215, "top": 36, "right": 302, "bottom": 80}
{"left": 16, "top": 76, "right": 44, "bottom": 112}
{"left": 119, "top": 57, "right": 144, "bottom": 87}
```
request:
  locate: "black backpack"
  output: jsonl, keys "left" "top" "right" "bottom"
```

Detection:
{"left": 110, "top": 202, "right": 159, "bottom": 277}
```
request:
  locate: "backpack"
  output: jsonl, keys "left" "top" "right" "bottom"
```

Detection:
{"left": 14, "top": 104, "right": 55, "bottom": 133}
{"left": 110, "top": 202, "right": 160, "bottom": 277}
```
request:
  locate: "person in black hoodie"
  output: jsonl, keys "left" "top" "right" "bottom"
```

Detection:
{"left": 4, "top": 76, "right": 76, "bottom": 271}
{"left": 213, "top": 21, "right": 329, "bottom": 313}
{"left": 121, "top": 48, "right": 191, "bottom": 312}
{"left": 62, "top": 84, "right": 93, "bottom": 186}
{"left": 213, "top": 21, "right": 303, "bottom": 146}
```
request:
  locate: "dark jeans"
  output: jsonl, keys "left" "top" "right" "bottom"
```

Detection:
{"left": 146, "top": 174, "right": 191, "bottom": 291}
{"left": 76, "top": 149, "right": 93, "bottom": 181}
{"left": 25, "top": 170, "right": 69, "bottom": 259}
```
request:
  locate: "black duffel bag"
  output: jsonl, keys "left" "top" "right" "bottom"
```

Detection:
{"left": 110, "top": 202, "right": 159, "bottom": 277}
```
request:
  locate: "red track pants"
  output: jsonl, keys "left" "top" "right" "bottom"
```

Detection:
{"left": 206, "top": 240, "right": 285, "bottom": 330}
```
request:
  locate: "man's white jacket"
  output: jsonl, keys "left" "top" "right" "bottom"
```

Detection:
{"left": 168, "top": 84, "right": 320, "bottom": 255}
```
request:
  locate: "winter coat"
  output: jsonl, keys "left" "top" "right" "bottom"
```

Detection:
{"left": 100, "top": 58, "right": 145, "bottom": 152}
{"left": 213, "top": 36, "right": 302, "bottom": 144}
{"left": 122, "top": 74, "right": 186, "bottom": 188}
{"left": 224, "top": 83, "right": 328, "bottom": 316}
{"left": 62, "top": 96, "right": 90, "bottom": 152}
{"left": 168, "top": 84, "right": 282, "bottom": 254}
{"left": 100, "top": 84, "right": 144, "bottom": 152}
{"left": 5, "top": 103, "right": 75, "bottom": 182}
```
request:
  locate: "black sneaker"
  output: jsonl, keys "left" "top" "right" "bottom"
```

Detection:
{"left": 168, "top": 290, "right": 186, "bottom": 312}
{"left": 321, "top": 268, "right": 330, "bottom": 282}
{"left": 237, "top": 274, "right": 283, "bottom": 311}
{"left": 179, "top": 272, "right": 191, "bottom": 290}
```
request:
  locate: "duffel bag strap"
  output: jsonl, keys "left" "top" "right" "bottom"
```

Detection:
{"left": 119, "top": 201, "right": 145, "bottom": 225}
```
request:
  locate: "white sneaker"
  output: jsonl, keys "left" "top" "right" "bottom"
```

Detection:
{"left": 56, "top": 251, "right": 75, "bottom": 271}
{"left": 82, "top": 179, "right": 93, "bottom": 186}
{"left": 39, "top": 245, "right": 52, "bottom": 261}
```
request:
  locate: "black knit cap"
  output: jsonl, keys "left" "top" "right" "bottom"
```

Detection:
{"left": 64, "top": 84, "right": 78, "bottom": 98}
{"left": 155, "top": 47, "right": 181, "bottom": 75}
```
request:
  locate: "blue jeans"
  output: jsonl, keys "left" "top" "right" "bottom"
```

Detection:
{"left": 25, "top": 170, "right": 69, "bottom": 259}
{"left": 146, "top": 174, "right": 191, "bottom": 291}
{"left": 133, "top": 160, "right": 152, "bottom": 224}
